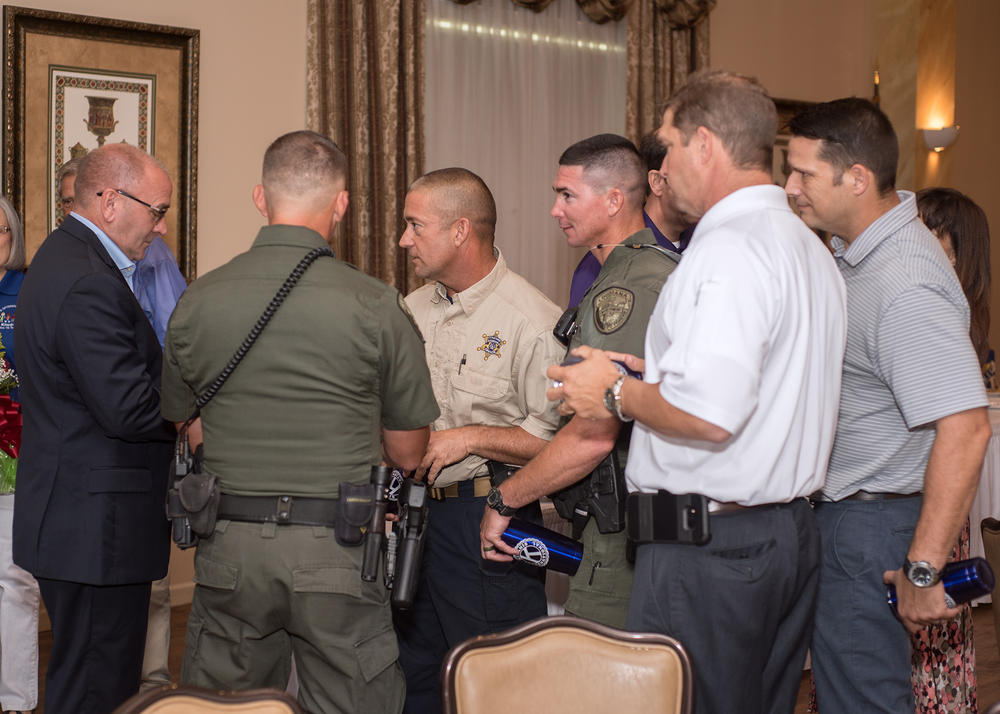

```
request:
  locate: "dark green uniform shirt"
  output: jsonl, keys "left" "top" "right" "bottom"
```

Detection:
{"left": 161, "top": 225, "right": 439, "bottom": 496}
{"left": 561, "top": 226, "right": 679, "bottom": 627}
{"left": 569, "top": 227, "right": 679, "bottom": 463}
{"left": 572, "top": 228, "right": 678, "bottom": 356}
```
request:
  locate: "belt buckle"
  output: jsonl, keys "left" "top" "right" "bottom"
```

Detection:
{"left": 276, "top": 495, "right": 292, "bottom": 523}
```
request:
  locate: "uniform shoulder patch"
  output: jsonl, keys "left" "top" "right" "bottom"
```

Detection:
{"left": 396, "top": 292, "right": 423, "bottom": 337}
{"left": 592, "top": 287, "right": 634, "bottom": 334}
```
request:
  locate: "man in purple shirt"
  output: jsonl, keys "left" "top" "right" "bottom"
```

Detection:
{"left": 568, "top": 131, "right": 694, "bottom": 307}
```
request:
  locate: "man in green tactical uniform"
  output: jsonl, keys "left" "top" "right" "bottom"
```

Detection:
{"left": 161, "top": 131, "right": 439, "bottom": 714}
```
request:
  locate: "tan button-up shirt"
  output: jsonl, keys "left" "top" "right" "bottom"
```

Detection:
{"left": 406, "top": 251, "right": 565, "bottom": 487}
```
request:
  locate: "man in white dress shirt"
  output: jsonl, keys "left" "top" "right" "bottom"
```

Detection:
{"left": 548, "top": 70, "right": 847, "bottom": 714}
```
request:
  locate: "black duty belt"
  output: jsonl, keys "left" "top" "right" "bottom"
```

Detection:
{"left": 218, "top": 493, "right": 338, "bottom": 527}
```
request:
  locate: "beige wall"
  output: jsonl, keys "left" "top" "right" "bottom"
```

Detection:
{"left": 3, "top": 0, "right": 309, "bottom": 606}
{"left": 710, "top": 0, "right": 876, "bottom": 102}
{"left": 713, "top": 0, "right": 1000, "bottom": 353}
{"left": 2, "top": 0, "right": 308, "bottom": 275}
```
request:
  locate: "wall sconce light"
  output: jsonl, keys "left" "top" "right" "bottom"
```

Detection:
{"left": 922, "top": 126, "right": 959, "bottom": 152}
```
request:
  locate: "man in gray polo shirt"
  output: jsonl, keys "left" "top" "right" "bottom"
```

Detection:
{"left": 785, "top": 98, "right": 991, "bottom": 712}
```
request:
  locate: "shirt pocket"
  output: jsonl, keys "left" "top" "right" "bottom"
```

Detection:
{"left": 450, "top": 370, "right": 515, "bottom": 427}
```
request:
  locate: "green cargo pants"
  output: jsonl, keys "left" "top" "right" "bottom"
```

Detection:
{"left": 181, "top": 519, "right": 404, "bottom": 714}
{"left": 564, "top": 519, "right": 634, "bottom": 630}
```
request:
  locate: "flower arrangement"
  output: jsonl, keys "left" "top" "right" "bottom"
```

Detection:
{"left": 0, "top": 334, "right": 20, "bottom": 494}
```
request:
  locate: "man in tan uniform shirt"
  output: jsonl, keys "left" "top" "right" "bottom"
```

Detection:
{"left": 393, "top": 168, "right": 564, "bottom": 713}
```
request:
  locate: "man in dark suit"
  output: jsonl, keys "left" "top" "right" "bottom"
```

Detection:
{"left": 13, "top": 143, "right": 175, "bottom": 713}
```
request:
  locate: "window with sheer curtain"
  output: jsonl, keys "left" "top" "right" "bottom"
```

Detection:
{"left": 424, "top": 0, "right": 626, "bottom": 306}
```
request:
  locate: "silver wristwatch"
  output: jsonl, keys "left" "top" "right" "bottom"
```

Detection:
{"left": 603, "top": 375, "right": 633, "bottom": 422}
{"left": 903, "top": 558, "right": 941, "bottom": 588}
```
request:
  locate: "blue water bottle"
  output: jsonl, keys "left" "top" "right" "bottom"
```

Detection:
{"left": 500, "top": 518, "right": 584, "bottom": 576}
{"left": 886, "top": 557, "right": 995, "bottom": 614}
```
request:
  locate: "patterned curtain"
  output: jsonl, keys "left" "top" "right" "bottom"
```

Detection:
{"left": 306, "top": 0, "right": 425, "bottom": 294}
{"left": 441, "top": 0, "right": 713, "bottom": 142}
{"left": 625, "top": 0, "right": 715, "bottom": 144}
{"left": 305, "top": 0, "right": 712, "bottom": 291}
{"left": 447, "top": 0, "right": 627, "bottom": 21}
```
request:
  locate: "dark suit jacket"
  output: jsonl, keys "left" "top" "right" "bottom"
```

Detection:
{"left": 12, "top": 215, "right": 173, "bottom": 585}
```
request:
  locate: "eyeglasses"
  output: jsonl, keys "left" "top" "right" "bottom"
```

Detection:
{"left": 97, "top": 188, "right": 168, "bottom": 223}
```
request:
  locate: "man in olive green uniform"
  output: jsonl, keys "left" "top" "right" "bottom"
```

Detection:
{"left": 480, "top": 134, "right": 678, "bottom": 627}
{"left": 161, "top": 131, "right": 439, "bottom": 714}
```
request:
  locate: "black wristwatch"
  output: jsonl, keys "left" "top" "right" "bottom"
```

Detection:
{"left": 486, "top": 486, "right": 516, "bottom": 517}
{"left": 903, "top": 558, "right": 941, "bottom": 588}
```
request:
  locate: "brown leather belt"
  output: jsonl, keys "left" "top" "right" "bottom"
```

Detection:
{"left": 428, "top": 475, "right": 491, "bottom": 501}
{"left": 843, "top": 490, "right": 921, "bottom": 502}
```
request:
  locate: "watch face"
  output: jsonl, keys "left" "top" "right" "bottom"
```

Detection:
{"left": 488, "top": 487, "right": 514, "bottom": 516}
{"left": 906, "top": 561, "right": 938, "bottom": 587}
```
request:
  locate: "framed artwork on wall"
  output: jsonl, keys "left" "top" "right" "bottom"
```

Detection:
{"left": 3, "top": 5, "right": 199, "bottom": 279}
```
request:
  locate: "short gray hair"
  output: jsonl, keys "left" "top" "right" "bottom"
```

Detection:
{"left": 664, "top": 70, "right": 777, "bottom": 172}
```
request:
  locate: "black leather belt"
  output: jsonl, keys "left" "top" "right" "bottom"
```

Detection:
{"left": 844, "top": 490, "right": 921, "bottom": 502}
{"left": 218, "top": 493, "right": 338, "bottom": 527}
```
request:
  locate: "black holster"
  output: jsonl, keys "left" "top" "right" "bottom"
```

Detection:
{"left": 550, "top": 444, "right": 627, "bottom": 539}
{"left": 177, "top": 444, "right": 220, "bottom": 538}
{"left": 390, "top": 478, "right": 429, "bottom": 610}
{"left": 486, "top": 460, "right": 518, "bottom": 487}
{"left": 167, "top": 429, "right": 217, "bottom": 548}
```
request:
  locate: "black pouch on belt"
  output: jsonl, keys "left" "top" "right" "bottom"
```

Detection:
{"left": 625, "top": 490, "right": 710, "bottom": 545}
{"left": 336, "top": 481, "right": 375, "bottom": 547}
{"left": 178, "top": 445, "right": 220, "bottom": 538}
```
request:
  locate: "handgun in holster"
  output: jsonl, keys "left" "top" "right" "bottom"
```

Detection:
{"left": 166, "top": 426, "right": 199, "bottom": 550}
{"left": 360, "top": 467, "right": 429, "bottom": 610}
{"left": 550, "top": 443, "right": 627, "bottom": 540}
{"left": 389, "top": 477, "right": 428, "bottom": 610}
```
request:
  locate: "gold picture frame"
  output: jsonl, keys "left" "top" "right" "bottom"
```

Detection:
{"left": 3, "top": 5, "right": 199, "bottom": 279}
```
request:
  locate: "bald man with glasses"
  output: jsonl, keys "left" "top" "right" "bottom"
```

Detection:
{"left": 14, "top": 143, "right": 177, "bottom": 713}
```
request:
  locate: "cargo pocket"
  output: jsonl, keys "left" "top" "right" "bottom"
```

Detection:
{"left": 193, "top": 555, "right": 239, "bottom": 591}
{"left": 353, "top": 626, "right": 405, "bottom": 712}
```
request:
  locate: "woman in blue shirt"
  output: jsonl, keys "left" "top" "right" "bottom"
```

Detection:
{"left": 0, "top": 194, "right": 36, "bottom": 714}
